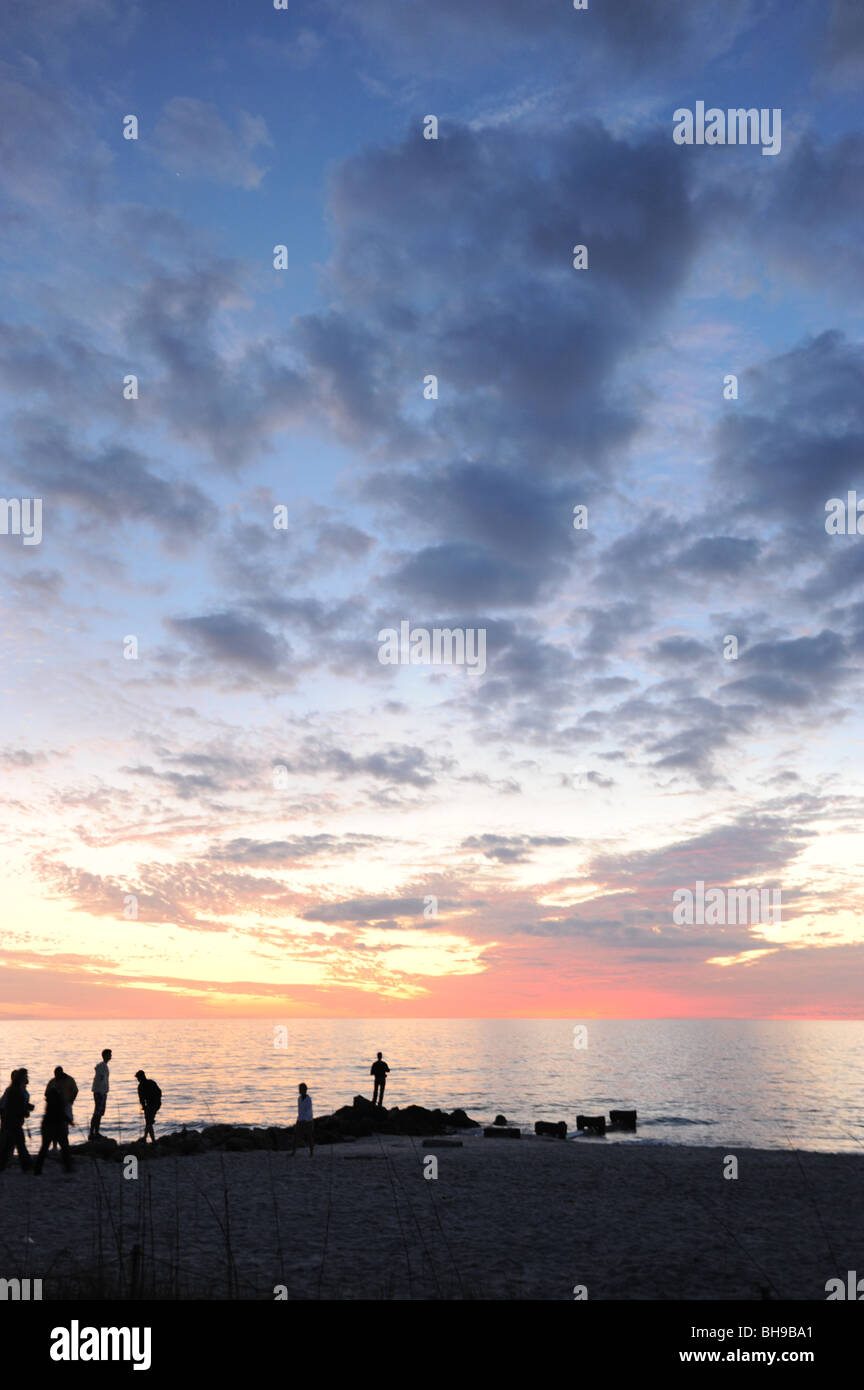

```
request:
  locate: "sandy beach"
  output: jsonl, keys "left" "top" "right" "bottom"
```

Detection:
{"left": 2, "top": 1133, "right": 860, "bottom": 1301}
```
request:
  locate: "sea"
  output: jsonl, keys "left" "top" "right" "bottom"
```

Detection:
{"left": 2, "top": 1018, "right": 862, "bottom": 1153}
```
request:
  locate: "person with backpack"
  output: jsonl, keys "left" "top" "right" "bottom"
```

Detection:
{"left": 46, "top": 1065, "right": 78, "bottom": 1126}
{"left": 134, "top": 1070, "right": 162, "bottom": 1142}
{"left": 33, "top": 1078, "right": 73, "bottom": 1175}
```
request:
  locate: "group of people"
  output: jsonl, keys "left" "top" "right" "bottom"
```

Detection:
{"left": 0, "top": 1047, "right": 392, "bottom": 1170}
{"left": 291, "top": 1052, "right": 391, "bottom": 1157}
{"left": 0, "top": 1049, "right": 163, "bottom": 1174}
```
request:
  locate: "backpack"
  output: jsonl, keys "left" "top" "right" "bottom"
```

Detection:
{"left": 150, "top": 1082, "right": 162, "bottom": 1111}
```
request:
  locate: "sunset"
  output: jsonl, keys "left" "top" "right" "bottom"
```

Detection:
{"left": 1, "top": 0, "right": 862, "bottom": 1354}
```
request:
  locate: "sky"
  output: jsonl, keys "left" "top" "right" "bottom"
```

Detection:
{"left": 1, "top": 0, "right": 864, "bottom": 1020}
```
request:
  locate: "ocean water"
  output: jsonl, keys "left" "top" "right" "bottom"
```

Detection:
{"left": 1, "top": 1018, "right": 862, "bottom": 1153}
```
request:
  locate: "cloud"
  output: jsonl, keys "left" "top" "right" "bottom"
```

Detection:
{"left": 820, "top": 0, "right": 864, "bottom": 87}
{"left": 719, "top": 630, "right": 849, "bottom": 709}
{"left": 9, "top": 422, "right": 217, "bottom": 536}
{"left": 153, "top": 98, "right": 272, "bottom": 189}
{"left": 209, "top": 835, "right": 385, "bottom": 865}
{"left": 462, "top": 833, "right": 576, "bottom": 864}
{"left": 302, "top": 896, "right": 437, "bottom": 924}
{"left": 279, "top": 740, "right": 446, "bottom": 790}
{"left": 165, "top": 611, "right": 287, "bottom": 675}
{"left": 324, "top": 0, "right": 758, "bottom": 77}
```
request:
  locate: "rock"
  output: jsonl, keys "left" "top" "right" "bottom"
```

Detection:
{"left": 200, "top": 1124, "right": 237, "bottom": 1150}
{"left": 448, "top": 1108, "right": 480, "bottom": 1129}
{"left": 224, "top": 1129, "right": 258, "bottom": 1151}
{"left": 57, "top": 1101, "right": 484, "bottom": 1163}
{"left": 264, "top": 1126, "right": 292, "bottom": 1151}
{"left": 71, "top": 1135, "right": 118, "bottom": 1156}
{"left": 331, "top": 1105, "right": 374, "bottom": 1137}
{"left": 157, "top": 1128, "right": 204, "bottom": 1155}
{"left": 576, "top": 1115, "right": 606, "bottom": 1136}
{"left": 609, "top": 1109, "right": 637, "bottom": 1131}
{"left": 484, "top": 1126, "right": 521, "bottom": 1139}
{"left": 534, "top": 1120, "right": 568, "bottom": 1140}
{"left": 493, "top": 1113, "right": 508, "bottom": 1126}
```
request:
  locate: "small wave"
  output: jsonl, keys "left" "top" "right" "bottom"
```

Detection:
{"left": 641, "top": 1116, "right": 717, "bottom": 1127}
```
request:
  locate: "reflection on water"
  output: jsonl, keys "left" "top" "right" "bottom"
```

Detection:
{"left": 1, "top": 1018, "right": 861, "bottom": 1152}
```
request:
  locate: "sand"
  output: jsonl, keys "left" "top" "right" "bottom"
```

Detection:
{"left": 1, "top": 1134, "right": 861, "bottom": 1300}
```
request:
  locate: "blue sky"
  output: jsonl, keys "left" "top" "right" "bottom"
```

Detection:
{"left": 1, "top": 0, "right": 864, "bottom": 1019}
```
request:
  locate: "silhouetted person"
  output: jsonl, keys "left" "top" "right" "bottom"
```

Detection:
{"left": 33, "top": 1081, "right": 73, "bottom": 1175}
{"left": 46, "top": 1065, "right": 78, "bottom": 1127}
{"left": 0, "top": 1069, "right": 33, "bottom": 1171}
{"left": 89, "top": 1048, "right": 112, "bottom": 1140}
{"left": 291, "top": 1083, "right": 314, "bottom": 1156}
{"left": 135, "top": 1070, "right": 161, "bottom": 1142}
{"left": 370, "top": 1052, "right": 389, "bottom": 1107}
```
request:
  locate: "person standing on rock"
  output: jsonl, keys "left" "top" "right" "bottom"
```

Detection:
{"left": 89, "top": 1048, "right": 112, "bottom": 1141}
{"left": 370, "top": 1052, "right": 389, "bottom": 1107}
{"left": 291, "top": 1083, "right": 314, "bottom": 1157}
{"left": 134, "top": 1070, "right": 162, "bottom": 1142}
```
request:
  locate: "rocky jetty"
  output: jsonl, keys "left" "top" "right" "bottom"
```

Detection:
{"left": 70, "top": 1096, "right": 480, "bottom": 1162}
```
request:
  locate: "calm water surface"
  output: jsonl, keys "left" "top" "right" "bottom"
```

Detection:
{"left": 1, "top": 1019, "right": 861, "bottom": 1153}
